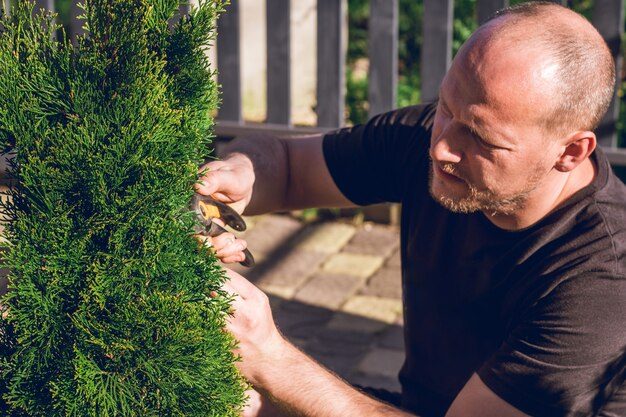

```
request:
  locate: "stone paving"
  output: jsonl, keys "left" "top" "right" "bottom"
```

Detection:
{"left": 229, "top": 214, "right": 405, "bottom": 393}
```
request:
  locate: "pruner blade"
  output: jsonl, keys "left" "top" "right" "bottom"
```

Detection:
{"left": 191, "top": 194, "right": 255, "bottom": 267}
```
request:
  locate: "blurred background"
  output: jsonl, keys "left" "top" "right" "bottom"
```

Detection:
{"left": 44, "top": 1, "right": 614, "bottom": 128}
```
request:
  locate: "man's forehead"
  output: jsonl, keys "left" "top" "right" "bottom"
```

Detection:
{"left": 449, "top": 37, "right": 559, "bottom": 124}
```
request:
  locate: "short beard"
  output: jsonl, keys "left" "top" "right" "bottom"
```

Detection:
{"left": 428, "top": 161, "right": 545, "bottom": 216}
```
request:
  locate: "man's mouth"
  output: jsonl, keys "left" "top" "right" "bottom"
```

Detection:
{"left": 434, "top": 164, "right": 465, "bottom": 183}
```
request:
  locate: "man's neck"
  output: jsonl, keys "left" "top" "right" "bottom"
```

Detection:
{"left": 484, "top": 157, "right": 597, "bottom": 231}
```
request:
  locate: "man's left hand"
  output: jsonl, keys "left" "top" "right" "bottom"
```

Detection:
{"left": 213, "top": 268, "right": 287, "bottom": 387}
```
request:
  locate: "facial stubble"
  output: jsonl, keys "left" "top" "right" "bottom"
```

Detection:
{"left": 428, "top": 160, "right": 548, "bottom": 216}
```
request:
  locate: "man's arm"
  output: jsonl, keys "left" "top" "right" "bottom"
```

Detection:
{"left": 251, "top": 339, "right": 413, "bottom": 417}
{"left": 219, "top": 268, "right": 529, "bottom": 417}
{"left": 196, "top": 134, "right": 354, "bottom": 216}
{"left": 218, "top": 268, "right": 412, "bottom": 417}
{"left": 445, "top": 374, "right": 529, "bottom": 417}
{"left": 249, "top": 351, "right": 529, "bottom": 417}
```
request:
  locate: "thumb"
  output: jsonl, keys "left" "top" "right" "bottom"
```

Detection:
{"left": 196, "top": 169, "right": 247, "bottom": 205}
{"left": 195, "top": 170, "right": 223, "bottom": 196}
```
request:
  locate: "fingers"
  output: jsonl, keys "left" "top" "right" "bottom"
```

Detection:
{"left": 213, "top": 233, "right": 248, "bottom": 261}
{"left": 195, "top": 166, "right": 241, "bottom": 200}
{"left": 222, "top": 268, "right": 260, "bottom": 300}
{"left": 195, "top": 159, "right": 254, "bottom": 216}
{"left": 211, "top": 281, "right": 244, "bottom": 327}
{"left": 194, "top": 218, "right": 248, "bottom": 264}
{"left": 195, "top": 161, "right": 224, "bottom": 194}
{"left": 194, "top": 233, "right": 248, "bottom": 264}
{"left": 241, "top": 389, "right": 264, "bottom": 417}
{"left": 207, "top": 269, "right": 249, "bottom": 303}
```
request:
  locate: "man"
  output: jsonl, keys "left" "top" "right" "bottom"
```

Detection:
{"left": 199, "top": 3, "right": 626, "bottom": 416}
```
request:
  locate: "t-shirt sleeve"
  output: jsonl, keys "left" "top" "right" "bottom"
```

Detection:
{"left": 477, "top": 272, "right": 626, "bottom": 417}
{"left": 322, "top": 104, "right": 435, "bottom": 206}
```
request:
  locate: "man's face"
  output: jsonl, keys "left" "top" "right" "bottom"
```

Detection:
{"left": 429, "top": 37, "right": 560, "bottom": 215}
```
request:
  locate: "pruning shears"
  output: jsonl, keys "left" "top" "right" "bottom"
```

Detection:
{"left": 191, "top": 194, "right": 255, "bottom": 268}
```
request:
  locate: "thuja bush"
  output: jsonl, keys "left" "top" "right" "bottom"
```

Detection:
{"left": 0, "top": 0, "right": 247, "bottom": 415}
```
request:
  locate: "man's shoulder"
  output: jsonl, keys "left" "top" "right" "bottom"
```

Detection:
{"left": 320, "top": 103, "right": 437, "bottom": 206}
{"left": 323, "top": 103, "right": 437, "bottom": 147}
{"left": 586, "top": 148, "right": 626, "bottom": 276}
{"left": 367, "top": 102, "right": 437, "bottom": 131}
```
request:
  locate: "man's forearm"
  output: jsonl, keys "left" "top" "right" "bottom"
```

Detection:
{"left": 217, "top": 135, "right": 291, "bottom": 215}
{"left": 255, "top": 339, "right": 414, "bottom": 417}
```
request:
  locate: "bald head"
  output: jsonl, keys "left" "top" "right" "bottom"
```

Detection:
{"left": 462, "top": 2, "right": 615, "bottom": 136}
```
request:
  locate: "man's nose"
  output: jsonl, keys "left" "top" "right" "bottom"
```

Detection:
{"left": 430, "top": 128, "right": 462, "bottom": 164}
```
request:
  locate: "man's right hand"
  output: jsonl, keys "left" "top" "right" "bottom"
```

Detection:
{"left": 195, "top": 153, "right": 255, "bottom": 215}
{"left": 196, "top": 134, "right": 353, "bottom": 219}
{"left": 193, "top": 154, "right": 255, "bottom": 265}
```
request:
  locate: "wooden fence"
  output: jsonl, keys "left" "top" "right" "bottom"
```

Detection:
{"left": 213, "top": 0, "right": 626, "bottom": 167}
{"left": 4, "top": 0, "right": 626, "bottom": 167}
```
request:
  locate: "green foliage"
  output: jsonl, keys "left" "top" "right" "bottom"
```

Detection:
{"left": 345, "top": 0, "right": 477, "bottom": 124}
{"left": 0, "top": 0, "right": 247, "bottom": 415}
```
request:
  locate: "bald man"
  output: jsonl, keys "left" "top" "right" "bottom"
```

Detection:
{"left": 196, "top": 2, "right": 626, "bottom": 417}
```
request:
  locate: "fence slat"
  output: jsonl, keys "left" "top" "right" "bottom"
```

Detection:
{"left": 168, "top": 1, "right": 191, "bottom": 28}
{"left": 421, "top": 0, "right": 453, "bottom": 103}
{"left": 68, "top": 0, "right": 85, "bottom": 44}
{"left": 368, "top": 0, "right": 397, "bottom": 118}
{"left": 477, "top": 0, "right": 508, "bottom": 24}
{"left": 605, "top": 148, "right": 626, "bottom": 166}
{"left": 593, "top": 0, "right": 624, "bottom": 148}
{"left": 179, "top": 2, "right": 190, "bottom": 18}
{"left": 217, "top": 0, "right": 242, "bottom": 123}
{"left": 316, "top": 0, "right": 346, "bottom": 128}
{"left": 266, "top": 0, "right": 291, "bottom": 126}
{"left": 34, "top": 0, "right": 54, "bottom": 13}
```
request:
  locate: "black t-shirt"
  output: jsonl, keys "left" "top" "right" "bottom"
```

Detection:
{"left": 323, "top": 104, "right": 626, "bottom": 417}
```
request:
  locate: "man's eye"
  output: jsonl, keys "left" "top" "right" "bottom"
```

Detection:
{"left": 439, "top": 102, "right": 451, "bottom": 115}
{"left": 478, "top": 137, "right": 499, "bottom": 149}
{"left": 470, "top": 130, "right": 498, "bottom": 149}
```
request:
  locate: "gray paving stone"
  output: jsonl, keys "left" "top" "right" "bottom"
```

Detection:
{"left": 280, "top": 299, "right": 335, "bottom": 316}
{"left": 267, "top": 294, "right": 285, "bottom": 311}
{"left": 306, "top": 332, "right": 372, "bottom": 358}
{"left": 348, "top": 372, "right": 402, "bottom": 394}
{"left": 307, "top": 350, "right": 366, "bottom": 379}
{"left": 326, "top": 311, "right": 390, "bottom": 334}
{"left": 378, "top": 325, "right": 405, "bottom": 350}
{"left": 321, "top": 253, "right": 384, "bottom": 279}
{"left": 255, "top": 250, "right": 328, "bottom": 298}
{"left": 241, "top": 215, "right": 263, "bottom": 231}
{"left": 356, "top": 348, "right": 405, "bottom": 380}
{"left": 274, "top": 301, "right": 335, "bottom": 339}
{"left": 359, "top": 266, "right": 402, "bottom": 300}
{"left": 294, "top": 273, "right": 363, "bottom": 309}
{"left": 296, "top": 223, "right": 356, "bottom": 253}
{"left": 386, "top": 249, "right": 401, "bottom": 267}
{"left": 315, "top": 322, "right": 379, "bottom": 346}
{"left": 343, "top": 224, "right": 400, "bottom": 258}
{"left": 242, "top": 214, "right": 304, "bottom": 255}
{"left": 287, "top": 336, "right": 309, "bottom": 350}
{"left": 341, "top": 296, "right": 403, "bottom": 324}
{"left": 257, "top": 283, "right": 296, "bottom": 299}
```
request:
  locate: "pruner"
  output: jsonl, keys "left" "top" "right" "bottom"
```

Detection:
{"left": 191, "top": 194, "right": 255, "bottom": 268}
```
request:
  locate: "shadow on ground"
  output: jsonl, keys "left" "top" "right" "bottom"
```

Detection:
{"left": 229, "top": 214, "right": 405, "bottom": 391}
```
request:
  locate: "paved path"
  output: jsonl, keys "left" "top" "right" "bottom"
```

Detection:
{"left": 229, "top": 214, "right": 404, "bottom": 393}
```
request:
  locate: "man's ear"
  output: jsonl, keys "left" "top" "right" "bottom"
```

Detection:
{"left": 554, "top": 131, "right": 596, "bottom": 173}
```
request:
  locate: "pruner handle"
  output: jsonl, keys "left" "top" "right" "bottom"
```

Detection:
{"left": 204, "top": 222, "right": 256, "bottom": 268}
{"left": 192, "top": 194, "right": 255, "bottom": 268}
